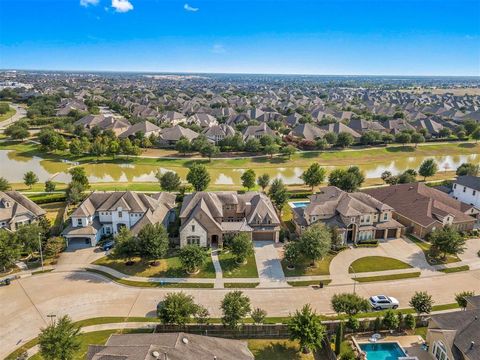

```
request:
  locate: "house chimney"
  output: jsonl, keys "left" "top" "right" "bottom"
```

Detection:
{"left": 164, "top": 352, "right": 168, "bottom": 360}
{"left": 470, "top": 341, "right": 475, "bottom": 350}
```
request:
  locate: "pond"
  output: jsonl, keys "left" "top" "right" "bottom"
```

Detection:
{"left": 0, "top": 149, "right": 478, "bottom": 186}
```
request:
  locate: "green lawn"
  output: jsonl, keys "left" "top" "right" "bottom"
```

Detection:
{"left": 407, "top": 235, "right": 461, "bottom": 265}
{"left": 86, "top": 269, "right": 214, "bottom": 288}
{"left": 281, "top": 252, "right": 336, "bottom": 277}
{"left": 224, "top": 282, "right": 259, "bottom": 288}
{"left": 247, "top": 339, "right": 314, "bottom": 360}
{"left": 438, "top": 265, "right": 469, "bottom": 273}
{"left": 287, "top": 279, "right": 332, "bottom": 287}
{"left": 415, "top": 327, "right": 428, "bottom": 339}
{"left": 0, "top": 103, "right": 15, "bottom": 122}
{"left": 93, "top": 251, "right": 216, "bottom": 278}
{"left": 354, "top": 272, "right": 421, "bottom": 282}
{"left": 349, "top": 256, "right": 413, "bottom": 273}
{"left": 218, "top": 251, "right": 259, "bottom": 278}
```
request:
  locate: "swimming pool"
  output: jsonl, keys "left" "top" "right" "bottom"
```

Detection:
{"left": 359, "top": 342, "right": 407, "bottom": 360}
{"left": 290, "top": 201, "right": 310, "bottom": 208}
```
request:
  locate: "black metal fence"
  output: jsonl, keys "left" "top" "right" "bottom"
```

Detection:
{"left": 155, "top": 324, "right": 290, "bottom": 339}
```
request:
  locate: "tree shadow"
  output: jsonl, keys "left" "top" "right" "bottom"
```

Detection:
{"left": 253, "top": 342, "right": 304, "bottom": 360}
{"left": 458, "top": 142, "right": 476, "bottom": 148}
{"left": 385, "top": 146, "right": 415, "bottom": 153}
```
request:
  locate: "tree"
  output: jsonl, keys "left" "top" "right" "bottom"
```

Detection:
{"left": 281, "top": 145, "right": 297, "bottom": 159}
{"left": 175, "top": 137, "right": 191, "bottom": 155}
{"left": 257, "top": 174, "right": 270, "bottom": 192}
{"left": 5, "top": 123, "right": 29, "bottom": 140}
{"left": 331, "top": 293, "right": 370, "bottom": 316}
{"left": 288, "top": 304, "right": 326, "bottom": 354}
{"left": 345, "top": 316, "right": 360, "bottom": 332}
{"left": 241, "top": 169, "right": 256, "bottom": 190}
{"left": 179, "top": 244, "right": 207, "bottom": 274}
{"left": 45, "top": 180, "right": 56, "bottom": 193}
{"left": 418, "top": 158, "right": 438, "bottom": 181}
{"left": 200, "top": 143, "right": 219, "bottom": 161}
{"left": 456, "top": 162, "right": 479, "bottom": 176}
{"left": 455, "top": 291, "right": 475, "bottom": 310}
{"left": 137, "top": 223, "right": 169, "bottom": 261}
{"left": 156, "top": 171, "right": 181, "bottom": 192}
{"left": 395, "top": 132, "right": 411, "bottom": 148}
{"left": 90, "top": 138, "right": 106, "bottom": 159}
{"left": 264, "top": 143, "right": 279, "bottom": 158}
{"left": 324, "top": 132, "right": 337, "bottom": 145}
{"left": 69, "top": 167, "right": 89, "bottom": 188}
{"left": 404, "top": 313, "right": 416, "bottom": 331}
{"left": 157, "top": 292, "right": 199, "bottom": 325}
{"left": 336, "top": 132, "right": 354, "bottom": 148}
{"left": 381, "top": 171, "right": 393, "bottom": 184}
{"left": 328, "top": 166, "right": 364, "bottom": 192}
{"left": 107, "top": 139, "right": 120, "bottom": 159}
{"left": 438, "top": 128, "right": 451, "bottom": 138}
{"left": 16, "top": 223, "right": 44, "bottom": 255}
{"left": 301, "top": 163, "right": 326, "bottom": 191}
{"left": 0, "top": 231, "right": 21, "bottom": 272}
{"left": 230, "top": 233, "right": 253, "bottom": 264}
{"left": 411, "top": 133, "right": 425, "bottom": 148}
{"left": 44, "top": 236, "right": 66, "bottom": 258}
{"left": 0, "top": 176, "right": 11, "bottom": 191}
{"left": 335, "top": 322, "right": 344, "bottom": 355}
{"left": 268, "top": 178, "right": 289, "bottom": 212}
{"left": 284, "top": 241, "right": 300, "bottom": 268}
{"left": 299, "top": 223, "right": 331, "bottom": 266}
{"left": 65, "top": 181, "right": 85, "bottom": 204}
{"left": 251, "top": 307, "right": 267, "bottom": 324}
{"left": 186, "top": 164, "right": 210, "bottom": 191}
{"left": 221, "top": 291, "right": 251, "bottom": 328}
{"left": 360, "top": 131, "right": 377, "bottom": 146}
{"left": 471, "top": 128, "right": 480, "bottom": 143}
{"left": 245, "top": 137, "right": 261, "bottom": 152}
{"left": 429, "top": 227, "right": 466, "bottom": 259}
{"left": 397, "top": 171, "right": 417, "bottom": 184}
{"left": 194, "top": 304, "right": 210, "bottom": 324}
{"left": 113, "top": 227, "right": 138, "bottom": 263}
{"left": 409, "top": 291, "right": 434, "bottom": 315}
{"left": 23, "top": 171, "right": 38, "bottom": 189}
{"left": 382, "top": 310, "right": 399, "bottom": 331}
{"left": 38, "top": 315, "right": 81, "bottom": 360}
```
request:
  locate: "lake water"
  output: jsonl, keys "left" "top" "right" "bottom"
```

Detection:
{"left": 0, "top": 149, "right": 478, "bottom": 186}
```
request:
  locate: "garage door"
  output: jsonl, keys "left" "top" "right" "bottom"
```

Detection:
{"left": 387, "top": 228, "right": 397, "bottom": 238}
{"left": 253, "top": 232, "right": 275, "bottom": 241}
{"left": 375, "top": 229, "right": 385, "bottom": 239}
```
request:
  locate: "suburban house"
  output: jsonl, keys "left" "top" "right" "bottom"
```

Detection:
{"left": 87, "top": 332, "right": 254, "bottom": 360}
{"left": 0, "top": 191, "right": 46, "bottom": 231}
{"left": 451, "top": 175, "right": 480, "bottom": 209}
{"left": 157, "top": 125, "right": 199, "bottom": 146}
{"left": 203, "top": 124, "right": 236, "bottom": 144}
{"left": 291, "top": 186, "right": 403, "bottom": 244}
{"left": 426, "top": 295, "right": 480, "bottom": 360}
{"left": 242, "top": 123, "right": 275, "bottom": 140}
{"left": 364, "top": 182, "right": 478, "bottom": 238}
{"left": 290, "top": 123, "right": 326, "bottom": 141}
{"left": 187, "top": 113, "right": 218, "bottom": 128}
{"left": 319, "top": 122, "right": 361, "bottom": 139}
{"left": 179, "top": 191, "right": 280, "bottom": 247}
{"left": 62, "top": 191, "right": 176, "bottom": 246}
{"left": 118, "top": 120, "right": 161, "bottom": 139}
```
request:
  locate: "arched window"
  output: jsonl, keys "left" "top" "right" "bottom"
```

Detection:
{"left": 432, "top": 341, "right": 449, "bottom": 360}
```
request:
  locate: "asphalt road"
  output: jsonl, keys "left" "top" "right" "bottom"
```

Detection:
{"left": 0, "top": 104, "right": 27, "bottom": 129}
{"left": 2, "top": 268, "right": 480, "bottom": 358}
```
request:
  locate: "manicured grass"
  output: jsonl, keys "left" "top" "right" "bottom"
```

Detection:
{"left": 86, "top": 269, "right": 214, "bottom": 288}
{"left": 224, "top": 282, "right": 259, "bottom": 288}
{"left": 287, "top": 279, "right": 332, "bottom": 287}
{"left": 281, "top": 252, "right": 336, "bottom": 277}
{"left": 354, "top": 272, "right": 421, "bottom": 283}
{"left": 31, "top": 269, "right": 54, "bottom": 275}
{"left": 349, "top": 256, "right": 412, "bottom": 273}
{"left": 247, "top": 339, "right": 315, "bottom": 360}
{"left": 407, "top": 235, "right": 461, "bottom": 265}
{"left": 438, "top": 265, "right": 469, "bottom": 273}
{"left": 74, "top": 317, "right": 159, "bottom": 327}
{"left": 218, "top": 251, "right": 259, "bottom": 278}
{"left": 41, "top": 201, "right": 67, "bottom": 229}
{"left": 93, "top": 252, "right": 216, "bottom": 279}
{"left": 415, "top": 327, "right": 428, "bottom": 340}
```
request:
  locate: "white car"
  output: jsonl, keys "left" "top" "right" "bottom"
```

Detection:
{"left": 369, "top": 295, "right": 399, "bottom": 310}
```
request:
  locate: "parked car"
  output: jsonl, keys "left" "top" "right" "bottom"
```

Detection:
{"left": 102, "top": 241, "right": 115, "bottom": 251}
{"left": 369, "top": 295, "right": 399, "bottom": 310}
{"left": 1, "top": 278, "right": 11, "bottom": 286}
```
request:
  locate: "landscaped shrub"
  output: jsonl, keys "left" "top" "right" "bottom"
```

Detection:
{"left": 27, "top": 193, "right": 67, "bottom": 204}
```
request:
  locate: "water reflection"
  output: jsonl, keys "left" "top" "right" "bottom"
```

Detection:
{"left": 0, "top": 150, "right": 478, "bottom": 186}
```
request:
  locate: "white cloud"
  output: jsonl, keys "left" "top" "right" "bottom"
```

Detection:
{"left": 184, "top": 3, "right": 199, "bottom": 12}
{"left": 111, "top": 0, "right": 133, "bottom": 13}
{"left": 212, "top": 44, "right": 226, "bottom": 54}
{"left": 80, "top": 0, "right": 99, "bottom": 7}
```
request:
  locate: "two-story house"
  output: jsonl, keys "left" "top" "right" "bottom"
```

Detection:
{"left": 452, "top": 175, "right": 480, "bottom": 210}
{"left": 0, "top": 191, "right": 46, "bottom": 231}
{"left": 179, "top": 191, "right": 280, "bottom": 247}
{"left": 291, "top": 186, "right": 403, "bottom": 245}
{"left": 62, "top": 191, "right": 176, "bottom": 246}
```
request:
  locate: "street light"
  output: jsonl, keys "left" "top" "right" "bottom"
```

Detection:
{"left": 47, "top": 314, "right": 56, "bottom": 325}
{"left": 349, "top": 265, "right": 356, "bottom": 294}
{"left": 38, "top": 232, "right": 44, "bottom": 272}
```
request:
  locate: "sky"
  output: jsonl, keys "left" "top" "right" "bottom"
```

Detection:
{"left": 0, "top": 0, "right": 479, "bottom": 76}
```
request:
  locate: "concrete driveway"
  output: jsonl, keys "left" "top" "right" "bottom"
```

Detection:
{"left": 253, "top": 241, "right": 288, "bottom": 288}
{"left": 55, "top": 241, "right": 105, "bottom": 270}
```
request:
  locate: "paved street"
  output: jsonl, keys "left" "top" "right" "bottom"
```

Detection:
{"left": 2, "top": 268, "right": 480, "bottom": 358}
{"left": 0, "top": 104, "right": 26, "bottom": 129}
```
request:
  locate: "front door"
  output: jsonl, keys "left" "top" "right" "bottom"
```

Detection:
{"left": 211, "top": 235, "right": 218, "bottom": 247}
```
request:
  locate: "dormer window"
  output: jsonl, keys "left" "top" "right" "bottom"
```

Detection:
{"left": 118, "top": 211, "right": 123, "bottom": 218}
{"left": 383, "top": 213, "right": 388, "bottom": 220}
{"left": 77, "top": 219, "right": 82, "bottom": 226}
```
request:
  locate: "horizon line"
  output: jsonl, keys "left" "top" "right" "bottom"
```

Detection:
{"left": 2, "top": 68, "right": 479, "bottom": 78}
